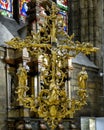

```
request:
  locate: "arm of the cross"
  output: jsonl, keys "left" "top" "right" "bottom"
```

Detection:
{"left": 58, "top": 42, "right": 99, "bottom": 57}
{"left": 5, "top": 36, "right": 52, "bottom": 49}
{"left": 5, "top": 37, "right": 26, "bottom": 50}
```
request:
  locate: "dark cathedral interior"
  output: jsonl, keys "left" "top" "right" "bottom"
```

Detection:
{"left": 0, "top": 0, "right": 104, "bottom": 130}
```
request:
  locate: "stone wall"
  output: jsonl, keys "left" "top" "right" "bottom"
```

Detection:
{"left": 0, "top": 47, "right": 7, "bottom": 130}
{"left": 71, "top": 0, "right": 81, "bottom": 41}
{"left": 79, "top": 0, "right": 103, "bottom": 68}
{"left": 79, "top": 0, "right": 104, "bottom": 118}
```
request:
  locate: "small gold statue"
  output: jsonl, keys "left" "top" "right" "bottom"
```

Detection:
{"left": 78, "top": 67, "right": 88, "bottom": 89}
{"left": 16, "top": 64, "right": 29, "bottom": 105}
{"left": 16, "top": 63, "right": 27, "bottom": 86}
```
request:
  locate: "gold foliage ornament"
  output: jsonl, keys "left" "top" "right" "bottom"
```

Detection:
{"left": 6, "top": 2, "right": 99, "bottom": 130}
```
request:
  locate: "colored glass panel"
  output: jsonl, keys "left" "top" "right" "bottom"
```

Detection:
{"left": 56, "top": 0, "right": 68, "bottom": 10}
{"left": 0, "top": 0, "right": 12, "bottom": 12}
{"left": 58, "top": 10, "right": 68, "bottom": 32}
{"left": 19, "top": 0, "right": 30, "bottom": 16}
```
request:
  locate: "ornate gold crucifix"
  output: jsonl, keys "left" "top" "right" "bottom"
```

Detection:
{"left": 6, "top": 2, "right": 98, "bottom": 130}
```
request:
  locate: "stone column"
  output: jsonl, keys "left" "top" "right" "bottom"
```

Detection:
{"left": 80, "top": 0, "right": 89, "bottom": 41}
{"left": 0, "top": 47, "right": 7, "bottom": 130}
{"left": 71, "top": 0, "right": 81, "bottom": 41}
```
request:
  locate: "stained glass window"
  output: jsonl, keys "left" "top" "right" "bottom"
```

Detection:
{"left": 58, "top": 10, "right": 68, "bottom": 32}
{"left": 56, "top": 0, "right": 68, "bottom": 11}
{"left": 19, "top": 0, "right": 29, "bottom": 16}
{"left": 19, "top": 0, "right": 30, "bottom": 22}
{"left": 0, "top": 0, "right": 12, "bottom": 12}
{"left": 56, "top": 0, "right": 68, "bottom": 32}
{"left": 0, "top": 0, "right": 13, "bottom": 17}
